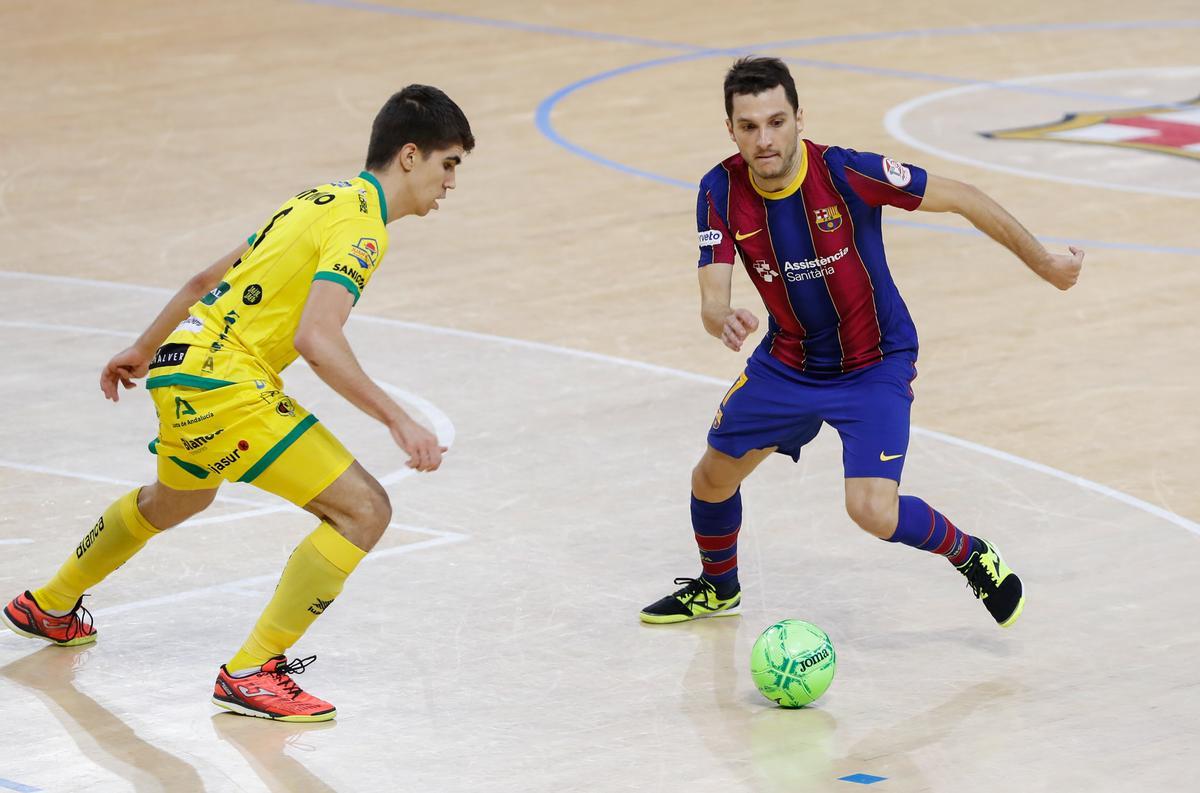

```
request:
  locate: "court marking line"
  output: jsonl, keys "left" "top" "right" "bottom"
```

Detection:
{"left": 0, "top": 459, "right": 272, "bottom": 507}
{"left": 298, "top": 0, "right": 702, "bottom": 51}
{"left": 883, "top": 65, "right": 1200, "bottom": 200}
{"left": 1, "top": 270, "right": 1196, "bottom": 538}
{"left": 0, "top": 778, "right": 42, "bottom": 793}
{"left": 0, "top": 524, "right": 467, "bottom": 636}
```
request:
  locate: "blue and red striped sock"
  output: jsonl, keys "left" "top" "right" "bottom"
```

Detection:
{"left": 888, "top": 495, "right": 979, "bottom": 566}
{"left": 692, "top": 490, "right": 741, "bottom": 597}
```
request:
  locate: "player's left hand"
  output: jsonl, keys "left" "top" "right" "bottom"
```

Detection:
{"left": 1041, "top": 246, "right": 1084, "bottom": 290}
{"left": 101, "top": 346, "right": 152, "bottom": 402}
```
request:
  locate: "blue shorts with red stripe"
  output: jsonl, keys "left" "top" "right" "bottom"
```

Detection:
{"left": 707, "top": 350, "right": 918, "bottom": 481}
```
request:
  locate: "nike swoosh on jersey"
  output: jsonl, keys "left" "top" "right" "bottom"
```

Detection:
{"left": 879, "top": 452, "right": 904, "bottom": 462}
{"left": 735, "top": 229, "right": 763, "bottom": 241}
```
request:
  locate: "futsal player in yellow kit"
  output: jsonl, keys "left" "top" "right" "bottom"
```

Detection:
{"left": 1, "top": 85, "right": 474, "bottom": 722}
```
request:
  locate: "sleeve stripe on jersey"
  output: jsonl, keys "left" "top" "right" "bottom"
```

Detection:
{"left": 312, "top": 271, "right": 361, "bottom": 304}
{"left": 843, "top": 167, "right": 922, "bottom": 211}
{"left": 706, "top": 191, "right": 736, "bottom": 265}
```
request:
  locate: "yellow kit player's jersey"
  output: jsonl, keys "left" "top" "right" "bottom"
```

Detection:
{"left": 146, "top": 172, "right": 389, "bottom": 391}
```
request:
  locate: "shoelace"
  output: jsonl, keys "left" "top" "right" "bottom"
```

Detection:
{"left": 269, "top": 655, "right": 317, "bottom": 699}
{"left": 961, "top": 557, "right": 999, "bottom": 599}
{"left": 62, "top": 596, "right": 94, "bottom": 641}
{"left": 671, "top": 577, "right": 713, "bottom": 604}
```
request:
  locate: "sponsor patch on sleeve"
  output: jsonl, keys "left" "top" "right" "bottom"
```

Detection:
{"left": 349, "top": 237, "right": 380, "bottom": 268}
{"left": 698, "top": 229, "right": 723, "bottom": 247}
{"left": 882, "top": 156, "right": 912, "bottom": 188}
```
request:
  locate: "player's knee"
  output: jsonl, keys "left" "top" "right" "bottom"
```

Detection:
{"left": 138, "top": 483, "right": 217, "bottom": 530}
{"left": 367, "top": 483, "right": 392, "bottom": 535}
{"left": 845, "top": 492, "right": 898, "bottom": 538}
{"left": 344, "top": 476, "right": 391, "bottom": 545}
{"left": 691, "top": 462, "right": 735, "bottom": 502}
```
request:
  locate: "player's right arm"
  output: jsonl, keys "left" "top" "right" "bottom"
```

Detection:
{"left": 100, "top": 243, "right": 246, "bottom": 402}
{"left": 293, "top": 281, "right": 445, "bottom": 472}
{"left": 698, "top": 264, "right": 759, "bottom": 352}
{"left": 696, "top": 178, "right": 759, "bottom": 352}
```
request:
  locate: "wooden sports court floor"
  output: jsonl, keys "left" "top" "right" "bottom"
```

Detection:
{"left": 1, "top": 1, "right": 1198, "bottom": 791}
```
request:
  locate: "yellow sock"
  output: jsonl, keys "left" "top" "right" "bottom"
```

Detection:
{"left": 33, "top": 488, "right": 162, "bottom": 613}
{"left": 227, "top": 522, "right": 366, "bottom": 673}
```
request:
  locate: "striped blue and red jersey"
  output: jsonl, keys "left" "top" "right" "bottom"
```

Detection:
{"left": 697, "top": 140, "right": 928, "bottom": 376}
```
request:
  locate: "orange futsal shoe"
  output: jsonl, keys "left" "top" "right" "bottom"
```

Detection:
{"left": 212, "top": 655, "right": 336, "bottom": 722}
{"left": 1, "top": 590, "right": 97, "bottom": 647}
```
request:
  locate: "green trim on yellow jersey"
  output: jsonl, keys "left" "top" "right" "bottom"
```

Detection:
{"left": 146, "top": 373, "right": 237, "bottom": 391}
{"left": 312, "top": 271, "right": 361, "bottom": 304}
{"left": 359, "top": 171, "right": 388, "bottom": 223}
{"left": 167, "top": 454, "right": 211, "bottom": 480}
{"left": 239, "top": 414, "right": 320, "bottom": 484}
{"left": 147, "top": 437, "right": 211, "bottom": 479}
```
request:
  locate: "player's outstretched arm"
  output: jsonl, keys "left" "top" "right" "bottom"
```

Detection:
{"left": 698, "top": 262, "right": 759, "bottom": 352}
{"left": 294, "top": 282, "right": 445, "bottom": 472}
{"left": 100, "top": 242, "right": 247, "bottom": 402}
{"left": 917, "top": 174, "right": 1084, "bottom": 291}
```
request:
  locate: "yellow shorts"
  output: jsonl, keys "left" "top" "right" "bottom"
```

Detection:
{"left": 148, "top": 381, "right": 354, "bottom": 507}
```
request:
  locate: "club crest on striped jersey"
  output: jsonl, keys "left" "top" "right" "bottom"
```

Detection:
{"left": 981, "top": 96, "right": 1200, "bottom": 161}
{"left": 813, "top": 205, "right": 843, "bottom": 232}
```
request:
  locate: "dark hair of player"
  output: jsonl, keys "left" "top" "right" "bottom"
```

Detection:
{"left": 364, "top": 85, "right": 476, "bottom": 169}
{"left": 723, "top": 57, "right": 799, "bottom": 118}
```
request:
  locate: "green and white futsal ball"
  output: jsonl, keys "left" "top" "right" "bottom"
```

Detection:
{"left": 750, "top": 620, "right": 837, "bottom": 708}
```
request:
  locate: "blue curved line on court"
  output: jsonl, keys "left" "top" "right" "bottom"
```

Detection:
{"left": 534, "top": 53, "right": 717, "bottom": 190}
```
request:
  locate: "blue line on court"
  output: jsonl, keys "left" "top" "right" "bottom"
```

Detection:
{"left": 885, "top": 217, "right": 1200, "bottom": 257}
{"left": 752, "top": 18, "right": 1200, "bottom": 51}
{"left": 0, "top": 779, "right": 42, "bottom": 793}
{"left": 779, "top": 56, "right": 1200, "bottom": 109}
{"left": 839, "top": 773, "right": 888, "bottom": 785}
{"left": 298, "top": 0, "right": 703, "bottom": 51}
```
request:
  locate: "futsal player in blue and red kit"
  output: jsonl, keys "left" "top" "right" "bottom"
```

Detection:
{"left": 641, "top": 57, "right": 1084, "bottom": 627}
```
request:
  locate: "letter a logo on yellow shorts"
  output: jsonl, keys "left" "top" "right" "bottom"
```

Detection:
{"left": 175, "top": 397, "right": 197, "bottom": 420}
